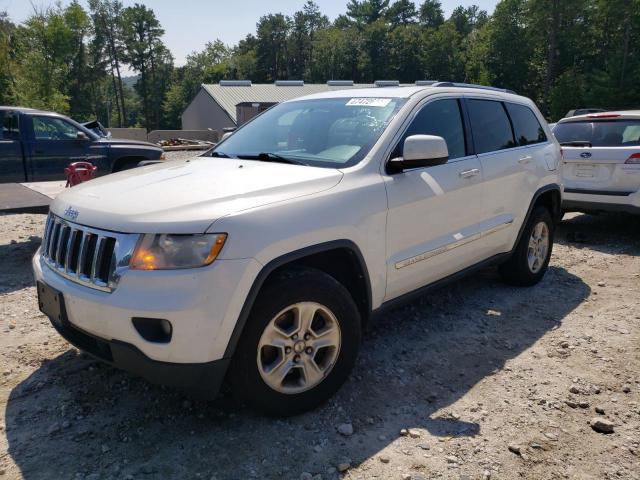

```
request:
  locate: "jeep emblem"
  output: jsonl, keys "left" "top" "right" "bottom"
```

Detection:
{"left": 63, "top": 206, "right": 79, "bottom": 221}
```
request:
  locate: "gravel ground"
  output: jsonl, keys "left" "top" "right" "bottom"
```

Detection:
{"left": 0, "top": 211, "right": 639, "bottom": 480}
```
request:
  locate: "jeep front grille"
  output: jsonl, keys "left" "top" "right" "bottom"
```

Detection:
{"left": 41, "top": 214, "right": 139, "bottom": 292}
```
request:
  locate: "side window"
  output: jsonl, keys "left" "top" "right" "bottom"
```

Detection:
{"left": 32, "top": 116, "right": 82, "bottom": 141}
{"left": 505, "top": 103, "right": 547, "bottom": 146}
{"left": 392, "top": 98, "right": 466, "bottom": 160}
{"left": 467, "top": 99, "right": 516, "bottom": 154}
{"left": 1, "top": 112, "right": 20, "bottom": 141}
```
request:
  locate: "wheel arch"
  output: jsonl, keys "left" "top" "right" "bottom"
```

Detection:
{"left": 223, "top": 240, "right": 372, "bottom": 358}
{"left": 112, "top": 156, "right": 148, "bottom": 172}
{"left": 514, "top": 183, "right": 562, "bottom": 248}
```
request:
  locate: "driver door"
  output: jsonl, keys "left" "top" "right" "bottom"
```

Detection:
{"left": 383, "top": 97, "right": 486, "bottom": 300}
{"left": 25, "top": 116, "right": 107, "bottom": 181}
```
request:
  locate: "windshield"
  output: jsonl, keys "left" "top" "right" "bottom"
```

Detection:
{"left": 554, "top": 120, "right": 640, "bottom": 146}
{"left": 212, "top": 97, "right": 406, "bottom": 168}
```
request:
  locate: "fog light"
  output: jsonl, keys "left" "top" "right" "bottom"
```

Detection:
{"left": 132, "top": 317, "right": 173, "bottom": 343}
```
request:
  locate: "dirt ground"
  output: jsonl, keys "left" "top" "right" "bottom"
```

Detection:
{"left": 0, "top": 211, "right": 638, "bottom": 480}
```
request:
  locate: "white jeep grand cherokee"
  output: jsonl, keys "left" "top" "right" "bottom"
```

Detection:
{"left": 33, "top": 84, "right": 562, "bottom": 415}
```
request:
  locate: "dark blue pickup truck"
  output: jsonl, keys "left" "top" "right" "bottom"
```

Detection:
{"left": 0, "top": 107, "right": 164, "bottom": 183}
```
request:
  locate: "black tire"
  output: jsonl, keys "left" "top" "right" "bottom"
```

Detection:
{"left": 229, "top": 267, "right": 361, "bottom": 416}
{"left": 499, "top": 206, "right": 554, "bottom": 286}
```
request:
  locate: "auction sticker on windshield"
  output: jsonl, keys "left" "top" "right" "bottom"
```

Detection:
{"left": 346, "top": 98, "right": 392, "bottom": 107}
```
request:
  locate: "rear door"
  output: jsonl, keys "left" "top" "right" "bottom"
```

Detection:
{"left": 24, "top": 115, "right": 108, "bottom": 181}
{"left": 0, "top": 111, "right": 26, "bottom": 183}
{"left": 554, "top": 119, "right": 640, "bottom": 194}
{"left": 466, "top": 98, "right": 544, "bottom": 256}
{"left": 383, "top": 96, "right": 486, "bottom": 300}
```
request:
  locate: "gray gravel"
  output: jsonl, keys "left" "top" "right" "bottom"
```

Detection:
{"left": 0, "top": 212, "right": 639, "bottom": 480}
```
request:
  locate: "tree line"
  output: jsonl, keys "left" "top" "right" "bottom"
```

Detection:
{"left": 0, "top": 0, "right": 638, "bottom": 129}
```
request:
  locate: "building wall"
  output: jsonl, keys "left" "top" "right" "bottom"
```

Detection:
{"left": 181, "top": 89, "right": 236, "bottom": 131}
{"left": 236, "top": 102, "right": 277, "bottom": 126}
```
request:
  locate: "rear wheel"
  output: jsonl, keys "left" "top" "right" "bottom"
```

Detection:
{"left": 229, "top": 268, "right": 361, "bottom": 416}
{"left": 499, "top": 206, "right": 554, "bottom": 286}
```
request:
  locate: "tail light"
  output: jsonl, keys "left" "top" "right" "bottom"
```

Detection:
{"left": 625, "top": 153, "right": 640, "bottom": 164}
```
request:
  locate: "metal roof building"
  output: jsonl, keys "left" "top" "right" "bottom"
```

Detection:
{"left": 181, "top": 80, "right": 375, "bottom": 131}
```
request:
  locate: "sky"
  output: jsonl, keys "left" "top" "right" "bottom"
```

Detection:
{"left": 1, "top": 0, "right": 499, "bottom": 67}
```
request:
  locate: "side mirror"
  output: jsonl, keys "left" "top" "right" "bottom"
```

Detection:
{"left": 387, "top": 135, "right": 449, "bottom": 173}
{"left": 76, "top": 131, "right": 89, "bottom": 141}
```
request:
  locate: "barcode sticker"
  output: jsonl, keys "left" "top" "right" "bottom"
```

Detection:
{"left": 346, "top": 98, "right": 392, "bottom": 107}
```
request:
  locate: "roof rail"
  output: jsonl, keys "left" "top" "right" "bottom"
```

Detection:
{"left": 432, "top": 82, "right": 516, "bottom": 94}
{"left": 375, "top": 80, "right": 400, "bottom": 87}
{"left": 415, "top": 80, "right": 438, "bottom": 86}
{"left": 275, "top": 80, "right": 304, "bottom": 86}
{"left": 219, "top": 80, "right": 252, "bottom": 87}
{"left": 327, "top": 80, "right": 354, "bottom": 86}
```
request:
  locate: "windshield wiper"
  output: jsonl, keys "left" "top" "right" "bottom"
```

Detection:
{"left": 559, "top": 141, "right": 592, "bottom": 147}
{"left": 236, "top": 152, "right": 307, "bottom": 166}
{"left": 208, "top": 151, "right": 232, "bottom": 158}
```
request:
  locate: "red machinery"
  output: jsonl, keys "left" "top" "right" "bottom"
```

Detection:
{"left": 64, "top": 162, "right": 97, "bottom": 187}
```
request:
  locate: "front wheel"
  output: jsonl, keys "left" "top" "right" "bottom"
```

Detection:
{"left": 499, "top": 206, "right": 554, "bottom": 286}
{"left": 229, "top": 268, "right": 361, "bottom": 416}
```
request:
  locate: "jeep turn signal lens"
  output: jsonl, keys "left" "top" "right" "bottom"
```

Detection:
{"left": 130, "top": 233, "right": 227, "bottom": 270}
{"left": 204, "top": 234, "right": 227, "bottom": 264}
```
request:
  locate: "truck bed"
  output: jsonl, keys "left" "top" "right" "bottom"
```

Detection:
{"left": 0, "top": 181, "right": 65, "bottom": 214}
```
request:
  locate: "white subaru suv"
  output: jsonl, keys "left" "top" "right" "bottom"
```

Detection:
{"left": 33, "top": 84, "right": 562, "bottom": 415}
{"left": 554, "top": 111, "right": 640, "bottom": 214}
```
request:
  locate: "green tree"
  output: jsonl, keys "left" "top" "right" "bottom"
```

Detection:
{"left": 287, "top": 2, "right": 329, "bottom": 78}
{"left": 386, "top": 0, "right": 418, "bottom": 26}
{"left": 163, "top": 41, "right": 232, "bottom": 127}
{"left": 121, "top": 3, "right": 173, "bottom": 129}
{"left": 88, "top": 0, "right": 128, "bottom": 126}
{"left": 346, "top": 0, "right": 390, "bottom": 24}
{"left": 422, "top": 21, "right": 465, "bottom": 81}
{"left": 481, "top": 0, "right": 533, "bottom": 94}
{"left": 418, "top": 0, "right": 444, "bottom": 27}
{"left": 0, "top": 12, "right": 18, "bottom": 105}
{"left": 388, "top": 23, "right": 424, "bottom": 80}
{"left": 64, "top": 2, "right": 96, "bottom": 120}
{"left": 255, "top": 14, "right": 291, "bottom": 81}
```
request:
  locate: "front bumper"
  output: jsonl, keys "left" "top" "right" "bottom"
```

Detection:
{"left": 47, "top": 308, "right": 230, "bottom": 393}
{"left": 33, "top": 248, "right": 261, "bottom": 386}
{"left": 563, "top": 189, "right": 640, "bottom": 214}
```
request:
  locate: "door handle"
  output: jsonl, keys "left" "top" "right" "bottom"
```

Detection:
{"left": 518, "top": 155, "right": 533, "bottom": 165}
{"left": 459, "top": 168, "right": 480, "bottom": 178}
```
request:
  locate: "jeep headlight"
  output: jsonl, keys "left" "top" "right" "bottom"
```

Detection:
{"left": 130, "top": 233, "right": 227, "bottom": 270}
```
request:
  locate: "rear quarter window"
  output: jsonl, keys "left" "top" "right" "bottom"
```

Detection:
{"left": 505, "top": 103, "right": 547, "bottom": 146}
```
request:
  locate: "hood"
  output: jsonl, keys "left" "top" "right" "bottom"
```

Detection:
{"left": 51, "top": 157, "right": 343, "bottom": 233}
{"left": 98, "top": 137, "right": 162, "bottom": 149}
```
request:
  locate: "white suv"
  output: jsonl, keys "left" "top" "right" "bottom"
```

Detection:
{"left": 33, "top": 84, "right": 562, "bottom": 415}
{"left": 554, "top": 111, "right": 640, "bottom": 214}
